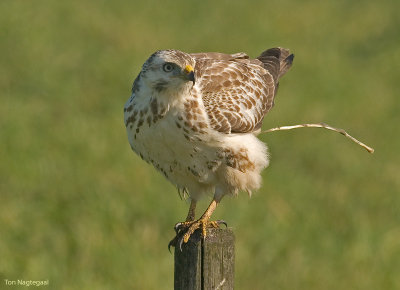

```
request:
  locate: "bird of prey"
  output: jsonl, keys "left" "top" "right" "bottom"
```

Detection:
{"left": 124, "top": 47, "right": 294, "bottom": 248}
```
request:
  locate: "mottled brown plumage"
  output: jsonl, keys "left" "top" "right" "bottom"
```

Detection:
{"left": 191, "top": 48, "right": 293, "bottom": 133}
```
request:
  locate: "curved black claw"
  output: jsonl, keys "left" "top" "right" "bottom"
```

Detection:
{"left": 169, "top": 222, "right": 189, "bottom": 252}
{"left": 215, "top": 219, "right": 228, "bottom": 227}
{"left": 178, "top": 236, "right": 185, "bottom": 251}
{"left": 168, "top": 231, "right": 185, "bottom": 253}
{"left": 168, "top": 237, "right": 176, "bottom": 253}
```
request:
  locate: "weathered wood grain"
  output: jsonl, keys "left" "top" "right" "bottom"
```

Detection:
{"left": 174, "top": 228, "right": 235, "bottom": 290}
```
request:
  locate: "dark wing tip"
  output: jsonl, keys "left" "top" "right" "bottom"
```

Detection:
{"left": 256, "top": 47, "right": 294, "bottom": 81}
{"left": 285, "top": 53, "right": 295, "bottom": 65}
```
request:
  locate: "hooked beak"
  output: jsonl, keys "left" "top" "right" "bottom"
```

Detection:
{"left": 184, "top": 65, "right": 195, "bottom": 84}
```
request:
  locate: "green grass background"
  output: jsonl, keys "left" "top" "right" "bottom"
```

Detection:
{"left": 1, "top": 0, "right": 399, "bottom": 289}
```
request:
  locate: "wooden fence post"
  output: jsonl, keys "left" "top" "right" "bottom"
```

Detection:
{"left": 174, "top": 228, "right": 235, "bottom": 290}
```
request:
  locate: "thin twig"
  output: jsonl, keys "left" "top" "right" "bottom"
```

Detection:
{"left": 261, "top": 122, "right": 374, "bottom": 153}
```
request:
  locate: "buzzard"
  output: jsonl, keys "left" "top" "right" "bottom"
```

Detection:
{"left": 124, "top": 48, "right": 294, "bottom": 248}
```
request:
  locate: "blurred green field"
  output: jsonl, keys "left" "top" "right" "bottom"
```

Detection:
{"left": 1, "top": 0, "right": 399, "bottom": 289}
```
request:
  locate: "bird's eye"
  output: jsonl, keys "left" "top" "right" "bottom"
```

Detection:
{"left": 163, "top": 63, "right": 174, "bottom": 72}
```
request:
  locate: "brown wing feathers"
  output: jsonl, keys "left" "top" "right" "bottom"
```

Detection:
{"left": 195, "top": 48, "right": 294, "bottom": 134}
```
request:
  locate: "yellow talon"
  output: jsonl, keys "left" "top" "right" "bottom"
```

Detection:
{"left": 168, "top": 199, "right": 227, "bottom": 251}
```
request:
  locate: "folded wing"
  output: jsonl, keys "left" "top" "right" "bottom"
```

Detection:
{"left": 192, "top": 48, "right": 293, "bottom": 134}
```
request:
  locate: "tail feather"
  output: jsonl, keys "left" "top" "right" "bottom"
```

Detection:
{"left": 257, "top": 47, "right": 294, "bottom": 83}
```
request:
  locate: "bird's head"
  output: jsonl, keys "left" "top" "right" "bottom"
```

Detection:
{"left": 139, "top": 50, "right": 196, "bottom": 94}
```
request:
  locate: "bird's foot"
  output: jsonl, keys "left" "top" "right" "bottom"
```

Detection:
{"left": 168, "top": 218, "right": 227, "bottom": 251}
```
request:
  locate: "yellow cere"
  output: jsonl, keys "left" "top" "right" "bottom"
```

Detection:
{"left": 184, "top": 65, "right": 194, "bottom": 74}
